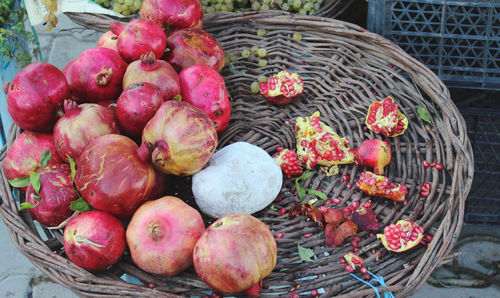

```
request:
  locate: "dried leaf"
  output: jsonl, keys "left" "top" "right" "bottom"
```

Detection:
{"left": 352, "top": 208, "right": 380, "bottom": 231}
{"left": 325, "top": 223, "right": 337, "bottom": 247}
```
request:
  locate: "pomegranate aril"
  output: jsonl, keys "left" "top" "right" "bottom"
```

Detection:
{"left": 353, "top": 236, "right": 361, "bottom": 242}
{"left": 339, "top": 257, "right": 346, "bottom": 263}
{"left": 363, "top": 201, "right": 372, "bottom": 208}
{"left": 353, "top": 247, "right": 359, "bottom": 252}
{"left": 342, "top": 207, "right": 350, "bottom": 214}
{"left": 311, "top": 289, "right": 319, "bottom": 297}
{"left": 435, "top": 162, "right": 443, "bottom": 170}
{"left": 342, "top": 175, "right": 351, "bottom": 182}
{"left": 319, "top": 206, "right": 328, "bottom": 213}
{"left": 350, "top": 201, "right": 360, "bottom": 210}
{"left": 430, "top": 161, "right": 436, "bottom": 167}
{"left": 304, "top": 233, "right": 312, "bottom": 238}
{"left": 345, "top": 265, "right": 354, "bottom": 272}
{"left": 364, "top": 273, "right": 371, "bottom": 280}
{"left": 275, "top": 232, "right": 283, "bottom": 238}
{"left": 290, "top": 294, "right": 299, "bottom": 298}
{"left": 280, "top": 208, "right": 287, "bottom": 216}
{"left": 425, "top": 235, "right": 433, "bottom": 242}
{"left": 360, "top": 266, "right": 368, "bottom": 274}
{"left": 332, "top": 198, "right": 341, "bottom": 204}
{"left": 326, "top": 199, "right": 334, "bottom": 204}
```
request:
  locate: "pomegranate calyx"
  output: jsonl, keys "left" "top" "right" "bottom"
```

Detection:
{"left": 136, "top": 142, "right": 153, "bottom": 164}
{"left": 63, "top": 99, "right": 81, "bottom": 115}
{"left": 109, "top": 21, "right": 125, "bottom": 36}
{"left": 147, "top": 222, "right": 164, "bottom": 241}
{"left": 95, "top": 66, "right": 113, "bottom": 86}
{"left": 139, "top": 52, "right": 160, "bottom": 70}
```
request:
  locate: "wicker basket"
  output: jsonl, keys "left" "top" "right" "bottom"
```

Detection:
{"left": 0, "top": 11, "right": 472, "bottom": 297}
{"left": 64, "top": 0, "right": 354, "bottom": 32}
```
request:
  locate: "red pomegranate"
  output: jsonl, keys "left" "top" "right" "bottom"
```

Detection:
{"left": 116, "top": 83, "right": 164, "bottom": 139}
{"left": 75, "top": 134, "right": 155, "bottom": 218}
{"left": 166, "top": 28, "right": 225, "bottom": 72}
{"left": 53, "top": 100, "right": 119, "bottom": 162}
{"left": 2, "top": 131, "right": 63, "bottom": 192}
{"left": 140, "top": 0, "right": 203, "bottom": 32}
{"left": 63, "top": 210, "right": 126, "bottom": 271}
{"left": 193, "top": 213, "right": 277, "bottom": 295}
{"left": 110, "top": 19, "right": 167, "bottom": 63}
{"left": 64, "top": 47, "right": 127, "bottom": 103}
{"left": 145, "top": 170, "right": 170, "bottom": 201}
{"left": 97, "top": 31, "right": 118, "bottom": 52}
{"left": 353, "top": 139, "right": 392, "bottom": 175}
{"left": 25, "top": 164, "right": 79, "bottom": 227}
{"left": 142, "top": 100, "right": 218, "bottom": 176}
{"left": 3, "top": 63, "right": 69, "bottom": 131}
{"left": 123, "top": 52, "right": 180, "bottom": 101}
{"left": 126, "top": 196, "right": 205, "bottom": 275}
{"left": 179, "top": 65, "right": 230, "bottom": 132}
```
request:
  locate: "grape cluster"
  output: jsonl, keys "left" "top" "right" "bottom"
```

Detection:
{"left": 94, "top": 0, "right": 142, "bottom": 16}
{"left": 201, "top": 0, "right": 324, "bottom": 15}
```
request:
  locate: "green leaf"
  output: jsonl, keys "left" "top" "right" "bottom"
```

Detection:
{"left": 19, "top": 202, "right": 37, "bottom": 211}
{"left": 308, "top": 189, "right": 328, "bottom": 200}
{"left": 70, "top": 197, "right": 91, "bottom": 212}
{"left": 8, "top": 176, "right": 29, "bottom": 188}
{"left": 296, "top": 171, "right": 312, "bottom": 181}
{"left": 417, "top": 106, "right": 432, "bottom": 125}
{"left": 229, "top": 63, "right": 247, "bottom": 75}
{"left": 68, "top": 156, "right": 76, "bottom": 181}
{"left": 308, "top": 198, "right": 318, "bottom": 205}
{"left": 297, "top": 244, "right": 314, "bottom": 262}
{"left": 295, "top": 179, "right": 306, "bottom": 201}
{"left": 30, "top": 172, "right": 41, "bottom": 194}
{"left": 39, "top": 150, "right": 52, "bottom": 168}
{"left": 269, "top": 205, "right": 277, "bottom": 211}
{"left": 173, "top": 94, "right": 182, "bottom": 101}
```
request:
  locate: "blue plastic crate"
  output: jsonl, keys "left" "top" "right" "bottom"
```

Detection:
{"left": 367, "top": 0, "right": 500, "bottom": 90}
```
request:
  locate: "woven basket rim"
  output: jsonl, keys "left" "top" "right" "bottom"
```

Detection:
{"left": 0, "top": 11, "right": 473, "bottom": 297}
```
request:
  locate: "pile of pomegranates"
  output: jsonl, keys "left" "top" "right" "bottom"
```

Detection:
{"left": 1, "top": 0, "right": 432, "bottom": 295}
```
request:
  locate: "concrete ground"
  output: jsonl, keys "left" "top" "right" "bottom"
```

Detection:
{"left": 0, "top": 14, "right": 498, "bottom": 298}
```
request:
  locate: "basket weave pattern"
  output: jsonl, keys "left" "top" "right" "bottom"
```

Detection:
{"left": 0, "top": 12, "right": 472, "bottom": 297}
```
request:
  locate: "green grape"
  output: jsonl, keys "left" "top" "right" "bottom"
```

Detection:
{"left": 275, "top": 0, "right": 283, "bottom": 5}
{"left": 258, "top": 59, "right": 267, "bottom": 67}
{"left": 216, "top": 0, "right": 223, "bottom": 3}
{"left": 258, "top": 75, "right": 268, "bottom": 83}
{"left": 250, "top": 81, "right": 260, "bottom": 94}
{"left": 116, "top": 0, "right": 124, "bottom": 4}
{"left": 134, "top": 0, "right": 141, "bottom": 10}
{"left": 262, "top": 0, "right": 271, "bottom": 4}
{"left": 282, "top": 3, "right": 290, "bottom": 10}
{"left": 206, "top": 6, "right": 215, "bottom": 12}
{"left": 122, "top": 10, "right": 131, "bottom": 16}
{"left": 293, "top": 32, "right": 303, "bottom": 41}
{"left": 241, "top": 49, "right": 251, "bottom": 58}
{"left": 313, "top": 3, "right": 320, "bottom": 10}
{"left": 251, "top": 45, "right": 259, "bottom": 54}
{"left": 261, "top": 4, "right": 269, "bottom": 10}
{"left": 292, "top": 0, "right": 301, "bottom": 10}
{"left": 251, "top": 1, "right": 261, "bottom": 10}
{"left": 298, "top": 8, "right": 307, "bottom": 15}
{"left": 201, "top": 0, "right": 209, "bottom": 4}
{"left": 226, "top": 2, "right": 233, "bottom": 10}
{"left": 257, "top": 48, "right": 267, "bottom": 57}
{"left": 257, "top": 29, "right": 266, "bottom": 37}
{"left": 124, "top": 0, "right": 133, "bottom": 5}
{"left": 224, "top": 0, "right": 231, "bottom": 4}
{"left": 214, "top": 3, "right": 222, "bottom": 10}
{"left": 220, "top": 4, "right": 227, "bottom": 11}
{"left": 303, "top": 2, "right": 313, "bottom": 11}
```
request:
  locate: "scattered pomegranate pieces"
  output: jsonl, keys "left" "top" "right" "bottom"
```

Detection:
{"left": 343, "top": 252, "right": 364, "bottom": 269}
{"left": 422, "top": 160, "right": 430, "bottom": 168}
{"left": 420, "top": 182, "right": 431, "bottom": 197}
{"left": 435, "top": 162, "right": 444, "bottom": 170}
{"left": 260, "top": 70, "right": 304, "bottom": 105}
{"left": 352, "top": 207, "right": 380, "bottom": 231}
{"left": 356, "top": 171, "right": 407, "bottom": 202}
{"left": 365, "top": 96, "right": 408, "bottom": 137}
{"left": 331, "top": 221, "right": 358, "bottom": 247}
{"left": 295, "top": 111, "right": 354, "bottom": 172}
{"left": 274, "top": 148, "right": 303, "bottom": 178}
{"left": 353, "top": 139, "right": 392, "bottom": 175}
{"left": 377, "top": 219, "right": 424, "bottom": 252}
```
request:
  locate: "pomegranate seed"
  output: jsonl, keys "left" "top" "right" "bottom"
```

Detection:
{"left": 372, "top": 249, "right": 377, "bottom": 254}
{"left": 280, "top": 208, "right": 287, "bottom": 216}
{"left": 326, "top": 199, "right": 334, "bottom": 204}
{"left": 304, "top": 233, "right": 312, "bottom": 238}
{"left": 353, "top": 247, "right": 359, "bottom": 252}
{"left": 306, "top": 267, "right": 311, "bottom": 270}
{"left": 275, "top": 232, "right": 283, "bottom": 238}
{"left": 435, "top": 162, "right": 443, "bottom": 170}
{"left": 276, "top": 146, "right": 284, "bottom": 152}
{"left": 332, "top": 198, "right": 341, "bottom": 204}
{"left": 294, "top": 189, "right": 298, "bottom": 195}
{"left": 290, "top": 294, "right": 299, "bottom": 298}
{"left": 339, "top": 257, "right": 346, "bottom": 263}
{"left": 350, "top": 239, "right": 358, "bottom": 248}
{"left": 364, "top": 273, "right": 371, "bottom": 280}
{"left": 311, "top": 289, "right": 319, "bottom": 296}
{"left": 345, "top": 265, "right": 354, "bottom": 272}
{"left": 211, "top": 292, "right": 223, "bottom": 298}
{"left": 430, "top": 161, "right": 436, "bottom": 167}
{"left": 424, "top": 243, "right": 429, "bottom": 248}
{"left": 346, "top": 183, "right": 352, "bottom": 189}
{"left": 284, "top": 120, "right": 291, "bottom": 125}
{"left": 423, "top": 160, "right": 430, "bottom": 168}
{"left": 148, "top": 282, "right": 155, "bottom": 289}
{"left": 319, "top": 206, "right": 328, "bottom": 213}
{"left": 342, "top": 175, "right": 351, "bottom": 182}
{"left": 425, "top": 235, "right": 433, "bottom": 242}
{"left": 370, "top": 233, "right": 375, "bottom": 237}
{"left": 363, "top": 201, "right": 372, "bottom": 208}
{"left": 274, "top": 195, "right": 282, "bottom": 202}
{"left": 360, "top": 266, "right": 368, "bottom": 274}
{"left": 404, "top": 200, "right": 408, "bottom": 205}
{"left": 347, "top": 206, "right": 355, "bottom": 213}
{"left": 388, "top": 64, "right": 393, "bottom": 69}
{"left": 351, "top": 201, "right": 360, "bottom": 210}
{"left": 342, "top": 207, "right": 350, "bottom": 214}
